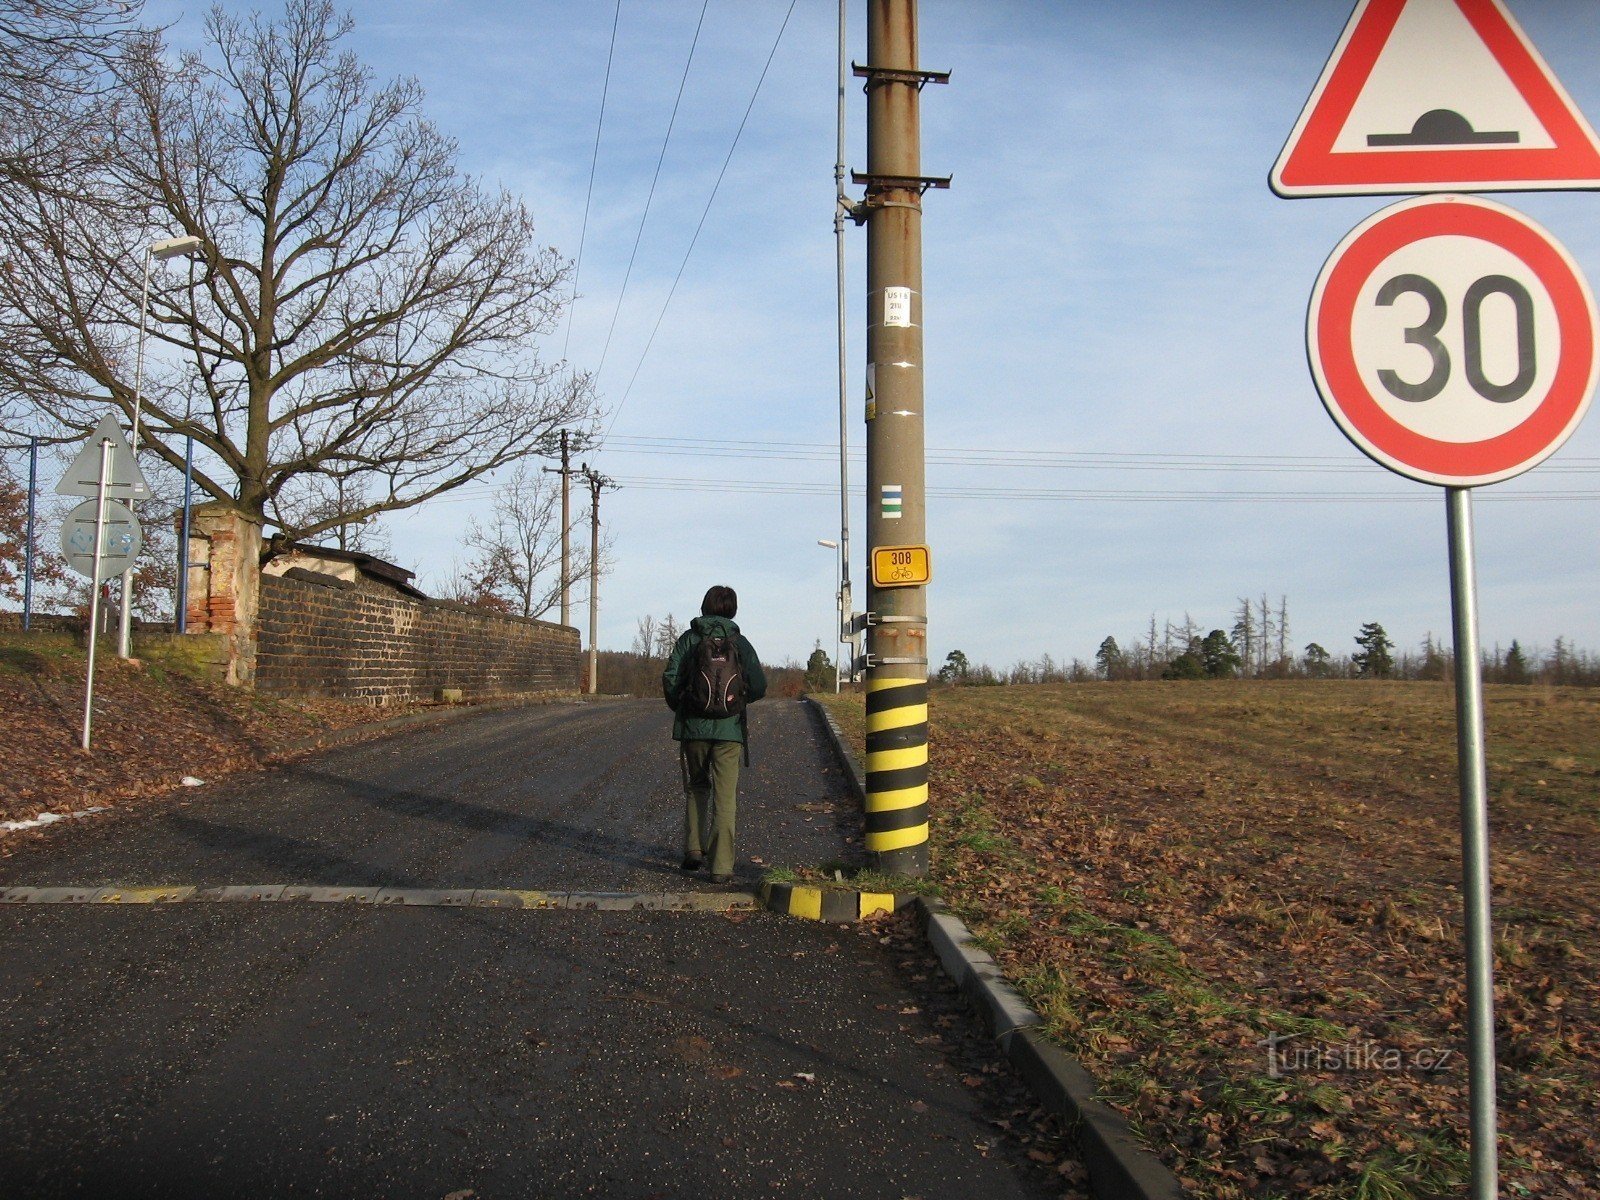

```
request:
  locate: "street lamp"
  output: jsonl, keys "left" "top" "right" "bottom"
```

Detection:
{"left": 817, "top": 539, "right": 842, "bottom": 693}
{"left": 120, "top": 234, "right": 205, "bottom": 658}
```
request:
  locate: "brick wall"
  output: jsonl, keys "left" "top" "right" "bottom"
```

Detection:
{"left": 255, "top": 570, "right": 579, "bottom": 704}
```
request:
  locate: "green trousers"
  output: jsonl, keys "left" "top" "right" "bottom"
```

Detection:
{"left": 681, "top": 739, "right": 741, "bottom": 876}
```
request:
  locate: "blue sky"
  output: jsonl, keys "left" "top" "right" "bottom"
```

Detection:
{"left": 141, "top": 0, "right": 1600, "bottom": 670}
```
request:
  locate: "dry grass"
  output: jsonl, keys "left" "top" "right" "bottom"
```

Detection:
{"left": 817, "top": 681, "right": 1600, "bottom": 1199}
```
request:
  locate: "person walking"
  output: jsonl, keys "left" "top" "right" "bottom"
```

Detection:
{"left": 662, "top": 585, "right": 767, "bottom": 883}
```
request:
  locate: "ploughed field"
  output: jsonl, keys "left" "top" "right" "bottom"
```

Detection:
{"left": 817, "top": 681, "right": 1599, "bottom": 1200}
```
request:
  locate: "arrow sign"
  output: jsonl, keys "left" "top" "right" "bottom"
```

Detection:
{"left": 54, "top": 415, "right": 151, "bottom": 500}
{"left": 1272, "top": 0, "right": 1600, "bottom": 197}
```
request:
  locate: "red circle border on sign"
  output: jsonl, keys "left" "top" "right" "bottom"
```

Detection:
{"left": 1311, "top": 197, "right": 1597, "bottom": 486}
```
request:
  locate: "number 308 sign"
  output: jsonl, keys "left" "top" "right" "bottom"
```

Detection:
{"left": 1309, "top": 195, "right": 1598, "bottom": 487}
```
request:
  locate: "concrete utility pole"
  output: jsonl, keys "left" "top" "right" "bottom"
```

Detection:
{"left": 855, "top": 0, "right": 947, "bottom": 878}
{"left": 542, "top": 429, "right": 577, "bottom": 628}
{"left": 581, "top": 466, "right": 613, "bottom": 694}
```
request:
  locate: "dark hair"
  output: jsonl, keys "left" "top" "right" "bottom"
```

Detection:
{"left": 701, "top": 585, "right": 737, "bottom": 618}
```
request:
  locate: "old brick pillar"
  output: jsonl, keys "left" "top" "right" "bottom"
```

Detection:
{"left": 184, "top": 501, "right": 264, "bottom": 686}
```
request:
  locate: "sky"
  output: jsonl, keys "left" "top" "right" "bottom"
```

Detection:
{"left": 133, "top": 0, "right": 1600, "bottom": 671}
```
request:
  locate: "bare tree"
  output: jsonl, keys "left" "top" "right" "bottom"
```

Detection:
{"left": 0, "top": 0, "right": 593, "bottom": 541}
{"left": 1232, "top": 598, "right": 1256, "bottom": 677}
{"left": 460, "top": 462, "right": 576, "bottom": 620}
{"left": 274, "top": 472, "right": 392, "bottom": 556}
{"left": 0, "top": 0, "right": 145, "bottom": 192}
{"left": 656, "top": 614, "right": 681, "bottom": 658}
{"left": 632, "top": 614, "right": 659, "bottom": 658}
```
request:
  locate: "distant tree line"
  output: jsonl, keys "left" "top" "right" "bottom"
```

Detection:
{"left": 936, "top": 595, "right": 1600, "bottom": 688}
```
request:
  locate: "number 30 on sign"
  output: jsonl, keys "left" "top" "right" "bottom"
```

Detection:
{"left": 1308, "top": 194, "right": 1598, "bottom": 487}
{"left": 872, "top": 544, "right": 931, "bottom": 588}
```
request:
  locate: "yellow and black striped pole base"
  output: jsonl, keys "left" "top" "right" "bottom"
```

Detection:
{"left": 864, "top": 675, "right": 930, "bottom": 875}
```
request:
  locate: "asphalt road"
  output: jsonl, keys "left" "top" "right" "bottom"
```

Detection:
{"left": 0, "top": 698, "right": 1074, "bottom": 1199}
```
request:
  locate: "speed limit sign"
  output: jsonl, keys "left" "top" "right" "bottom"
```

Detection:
{"left": 1308, "top": 194, "right": 1598, "bottom": 486}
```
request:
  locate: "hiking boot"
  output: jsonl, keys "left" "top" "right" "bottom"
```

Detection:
{"left": 680, "top": 856, "right": 703, "bottom": 872}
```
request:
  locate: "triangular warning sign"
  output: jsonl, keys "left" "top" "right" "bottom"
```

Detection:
{"left": 54, "top": 414, "right": 152, "bottom": 499}
{"left": 1272, "top": 0, "right": 1600, "bottom": 197}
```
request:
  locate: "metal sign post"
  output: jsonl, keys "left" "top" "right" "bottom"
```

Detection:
{"left": 81, "top": 440, "right": 112, "bottom": 752}
{"left": 1305, "top": 198, "right": 1596, "bottom": 1200}
{"left": 24, "top": 436, "right": 38, "bottom": 631}
{"left": 1445, "top": 486, "right": 1497, "bottom": 1197}
{"left": 1280, "top": 10, "right": 1600, "bottom": 1195}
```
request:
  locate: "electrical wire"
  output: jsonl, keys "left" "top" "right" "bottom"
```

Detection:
{"left": 562, "top": 0, "right": 623, "bottom": 363}
{"left": 423, "top": 471, "right": 1600, "bottom": 506}
{"left": 594, "top": 433, "right": 1600, "bottom": 474}
{"left": 593, "top": 0, "right": 711, "bottom": 386}
{"left": 601, "top": 0, "right": 801, "bottom": 447}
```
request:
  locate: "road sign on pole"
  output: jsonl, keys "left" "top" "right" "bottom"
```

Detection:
{"left": 1308, "top": 194, "right": 1598, "bottom": 486}
{"left": 1272, "top": 0, "right": 1600, "bottom": 197}
{"left": 60, "top": 499, "right": 142, "bottom": 582}
{"left": 870, "top": 544, "right": 932, "bottom": 588}
{"left": 55, "top": 414, "right": 151, "bottom": 500}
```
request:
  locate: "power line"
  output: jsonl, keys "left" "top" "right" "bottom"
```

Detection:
{"left": 594, "top": 433, "right": 1600, "bottom": 475}
{"left": 602, "top": 0, "right": 801, "bottom": 446}
{"left": 425, "top": 471, "right": 1600, "bottom": 506}
{"left": 562, "top": 0, "right": 623, "bottom": 363}
{"left": 593, "top": 0, "right": 711, "bottom": 386}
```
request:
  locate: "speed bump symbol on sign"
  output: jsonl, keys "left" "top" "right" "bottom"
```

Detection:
{"left": 871, "top": 544, "right": 931, "bottom": 588}
{"left": 1308, "top": 194, "right": 1598, "bottom": 487}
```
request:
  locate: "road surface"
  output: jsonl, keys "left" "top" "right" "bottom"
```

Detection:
{"left": 0, "top": 698, "right": 1077, "bottom": 1198}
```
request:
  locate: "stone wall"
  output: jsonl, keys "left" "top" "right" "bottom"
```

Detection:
{"left": 255, "top": 569, "right": 579, "bottom": 704}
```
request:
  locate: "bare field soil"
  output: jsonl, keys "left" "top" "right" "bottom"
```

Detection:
{"left": 0, "top": 632, "right": 396, "bottom": 832}
{"left": 817, "top": 682, "right": 1599, "bottom": 1199}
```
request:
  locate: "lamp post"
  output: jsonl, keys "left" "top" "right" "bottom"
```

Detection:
{"left": 817, "top": 538, "right": 842, "bottom": 693}
{"left": 120, "top": 234, "right": 205, "bottom": 658}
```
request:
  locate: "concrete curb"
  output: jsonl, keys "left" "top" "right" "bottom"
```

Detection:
{"left": 802, "top": 695, "right": 866, "bottom": 801}
{"left": 802, "top": 696, "right": 1185, "bottom": 1199}
{"left": 759, "top": 880, "right": 915, "bottom": 923}
{"left": 917, "top": 900, "right": 1187, "bottom": 1200}
{"left": 0, "top": 884, "right": 757, "bottom": 912}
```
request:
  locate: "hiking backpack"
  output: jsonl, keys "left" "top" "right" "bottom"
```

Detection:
{"left": 681, "top": 631, "right": 747, "bottom": 719}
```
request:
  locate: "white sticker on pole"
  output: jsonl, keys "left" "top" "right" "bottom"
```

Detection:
{"left": 881, "top": 484, "right": 903, "bottom": 519}
{"left": 883, "top": 287, "right": 912, "bottom": 328}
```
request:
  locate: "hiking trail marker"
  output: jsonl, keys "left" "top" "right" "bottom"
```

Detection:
{"left": 1308, "top": 194, "right": 1598, "bottom": 485}
{"left": 1272, "top": 0, "right": 1600, "bottom": 197}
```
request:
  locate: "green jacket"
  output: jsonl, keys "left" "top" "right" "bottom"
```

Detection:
{"left": 662, "top": 616, "right": 768, "bottom": 742}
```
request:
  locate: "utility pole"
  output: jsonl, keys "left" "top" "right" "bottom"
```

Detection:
{"left": 854, "top": 0, "right": 946, "bottom": 878}
{"left": 833, "top": 0, "right": 853, "bottom": 697}
{"left": 580, "top": 466, "right": 613, "bottom": 694}
{"left": 542, "top": 429, "right": 577, "bottom": 628}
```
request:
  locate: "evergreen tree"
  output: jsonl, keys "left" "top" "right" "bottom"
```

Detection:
{"left": 804, "top": 643, "right": 832, "bottom": 691}
{"left": 1095, "top": 636, "right": 1124, "bottom": 681}
{"left": 1503, "top": 640, "right": 1530, "bottom": 685}
{"left": 1200, "top": 629, "right": 1242, "bottom": 678}
{"left": 1353, "top": 622, "right": 1395, "bottom": 678}
{"left": 937, "top": 649, "right": 970, "bottom": 685}
{"left": 1303, "top": 642, "right": 1331, "bottom": 677}
{"left": 1162, "top": 638, "right": 1205, "bottom": 680}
